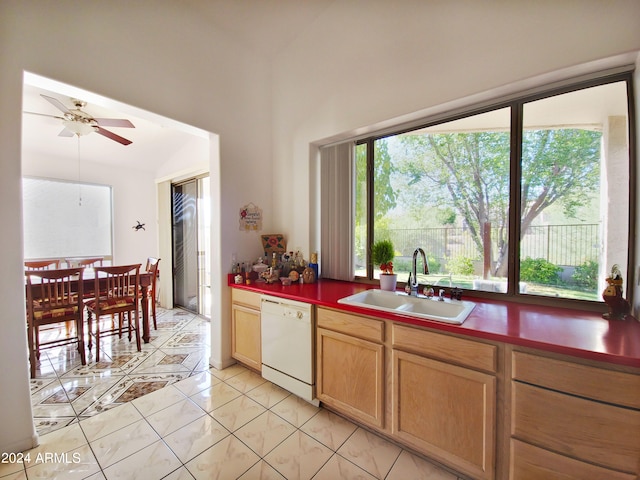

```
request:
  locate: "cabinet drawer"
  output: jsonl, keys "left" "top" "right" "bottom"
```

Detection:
{"left": 510, "top": 439, "right": 636, "bottom": 480}
{"left": 231, "top": 288, "right": 261, "bottom": 309}
{"left": 392, "top": 323, "right": 497, "bottom": 373}
{"left": 512, "top": 351, "right": 640, "bottom": 409}
{"left": 512, "top": 381, "right": 640, "bottom": 473}
{"left": 317, "top": 307, "right": 384, "bottom": 343}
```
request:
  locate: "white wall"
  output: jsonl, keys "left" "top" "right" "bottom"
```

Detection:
{"left": 155, "top": 134, "right": 210, "bottom": 183}
{"left": 270, "top": 0, "right": 640, "bottom": 254}
{"left": 0, "top": 1, "right": 272, "bottom": 452}
{"left": 22, "top": 153, "right": 158, "bottom": 266}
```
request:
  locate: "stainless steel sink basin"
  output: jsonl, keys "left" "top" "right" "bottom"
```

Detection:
{"left": 338, "top": 289, "right": 475, "bottom": 325}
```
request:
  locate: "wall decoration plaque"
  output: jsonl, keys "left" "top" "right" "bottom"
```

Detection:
{"left": 239, "top": 203, "right": 262, "bottom": 231}
{"left": 261, "top": 234, "right": 286, "bottom": 254}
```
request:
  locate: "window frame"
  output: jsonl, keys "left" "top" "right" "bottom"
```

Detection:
{"left": 354, "top": 71, "right": 636, "bottom": 310}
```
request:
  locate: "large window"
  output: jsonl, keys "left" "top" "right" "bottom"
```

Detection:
{"left": 354, "top": 74, "right": 633, "bottom": 304}
{"left": 22, "top": 177, "right": 113, "bottom": 260}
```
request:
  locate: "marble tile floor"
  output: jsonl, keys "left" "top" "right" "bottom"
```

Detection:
{"left": 7, "top": 366, "right": 467, "bottom": 480}
{"left": 10, "top": 308, "right": 468, "bottom": 479}
{"left": 29, "top": 307, "right": 212, "bottom": 437}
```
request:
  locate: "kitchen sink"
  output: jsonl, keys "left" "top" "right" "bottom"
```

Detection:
{"left": 337, "top": 289, "right": 475, "bottom": 325}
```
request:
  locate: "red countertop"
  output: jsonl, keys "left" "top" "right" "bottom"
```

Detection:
{"left": 229, "top": 277, "right": 640, "bottom": 368}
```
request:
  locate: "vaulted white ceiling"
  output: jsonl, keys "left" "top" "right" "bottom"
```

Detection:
{"left": 21, "top": 80, "right": 208, "bottom": 174}
{"left": 20, "top": 1, "right": 334, "bottom": 175}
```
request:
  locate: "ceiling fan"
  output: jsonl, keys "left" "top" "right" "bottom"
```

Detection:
{"left": 25, "top": 94, "right": 135, "bottom": 146}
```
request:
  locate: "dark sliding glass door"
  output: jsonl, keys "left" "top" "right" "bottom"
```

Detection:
{"left": 172, "top": 176, "right": 210, "bottom": 316}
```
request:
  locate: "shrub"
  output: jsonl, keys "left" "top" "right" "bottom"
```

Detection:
{"left": 445, "top": 255, "right": 475, "bottom": 276}
{"left": 427, "top": 255, "right": 442, "bottom": 274}
{"left": 520, "top": 257, "right": 562, "bottom": 285}
{"left": 572, "top": 260, "right": 599, "bottom": 290}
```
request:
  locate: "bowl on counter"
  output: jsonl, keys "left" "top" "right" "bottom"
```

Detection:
{"left": 280, "top": 277, "right": 292, "bottom": 286}
{"left": 253, "top": 263, "right": 269, "bottom": 274}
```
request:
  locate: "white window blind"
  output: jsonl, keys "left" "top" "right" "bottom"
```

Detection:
{"left": 320, "top": 142, "right": 354, "bottom": 281}
{"left": 22, "top": 177, "right": 113, "bottom": 260}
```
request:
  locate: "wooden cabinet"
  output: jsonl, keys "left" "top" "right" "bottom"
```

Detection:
{"left": 232, "top": 285, "right": 640, "bottom": 480}
{"left": 509, "top": 350, "right": 640, "bottom": 479}
{"left": 231, "top": 289, "right": 261, "bottom": 371}
{"left": 316, "top": 307, "right": 385, "bottom": 428}
{"left": 392, "top": 324, "right": 497, "bottom": 480}
{"left": 510, "top": 439, "right": 636, "bottom": 480}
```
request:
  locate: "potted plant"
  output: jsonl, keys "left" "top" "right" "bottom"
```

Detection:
{"left": 372, "top": 239, "right": 397, "bottom": 291}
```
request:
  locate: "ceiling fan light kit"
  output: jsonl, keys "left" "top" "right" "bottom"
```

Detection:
{"left": 62, "top": 118, "right": 96, "bottom": 136}
{"left": 26, "top": 94, "right": 135, "bottom": 145}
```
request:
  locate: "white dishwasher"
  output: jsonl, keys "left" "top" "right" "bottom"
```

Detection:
{"left": 261, "top": 295, "right": 318, "bottom": 405}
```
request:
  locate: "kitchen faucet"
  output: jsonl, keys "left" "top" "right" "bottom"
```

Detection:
{"left": 410, "top": 247, "right": 429, "bottom": 296}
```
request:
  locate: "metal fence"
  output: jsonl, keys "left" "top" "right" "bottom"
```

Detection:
{"left": 390, "top": 224, "right": 599, "bottom": 268}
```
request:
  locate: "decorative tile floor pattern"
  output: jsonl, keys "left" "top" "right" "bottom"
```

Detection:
{"left": 11, "top": 308, "right": 467, "bottom": 479}
{"left": 29, "top": 308, "right": 210, "bottom": 436}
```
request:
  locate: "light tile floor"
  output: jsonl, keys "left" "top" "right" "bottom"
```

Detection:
{"left": 6, "top": 308, "right": 467, "bottom": 479}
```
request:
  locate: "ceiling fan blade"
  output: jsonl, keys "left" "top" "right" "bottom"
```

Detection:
{"left": 94, "top": 118, "right": 135, "bottom": 128}
{"left": 95, "top": 126, "right": 132, "bottom": 146}
{"left": 58, "top": 128, "right": 75, "bottom": 137}
{"left": 41, "top": 94, "right": 71, "bottom": 114}
{"left": 23, "top": 111, "right": 66, "bottom": 120}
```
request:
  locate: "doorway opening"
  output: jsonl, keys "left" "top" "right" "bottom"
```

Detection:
{"left": 172, "top": 175, "right": 211, "bottom": 317}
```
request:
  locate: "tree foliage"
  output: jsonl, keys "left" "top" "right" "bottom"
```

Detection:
{"left": 355, "top": 139, "right": 397, "bottom": 224}
{"left": 355, "top": 140, "right": 398, "bottom": 266}
{"left": 398, "top": 128, "right": 601, "bottom": 276}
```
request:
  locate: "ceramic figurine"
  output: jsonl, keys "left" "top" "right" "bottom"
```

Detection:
{"left": 602, "top": 264, "right": 631, "bottom": 320}
{"left": 302, "top": 266, "right": 316, "bottom": 284}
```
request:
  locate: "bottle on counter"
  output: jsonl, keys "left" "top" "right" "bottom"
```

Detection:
{"left": 308, "top": 252, "right": 319, "bottom": 280}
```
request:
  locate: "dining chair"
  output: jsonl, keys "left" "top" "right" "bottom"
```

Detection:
{"left": 25, "top": 259, "right": 61, "bottom": 270}
{"left": 25, "top": 267, "right": 86, "bottom": 378}
{"left": 145, "top": 257, "right": 161, "bottom": 330}
{"left": 74, "top": 258, "right": 104, "bottom": 268}
{"left": 85, "top": 264, "right": 141, "bottom": 362}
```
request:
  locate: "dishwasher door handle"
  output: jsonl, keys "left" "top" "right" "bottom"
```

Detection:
{"left": 261, "top": 298, "right": 281, "bottom": 305}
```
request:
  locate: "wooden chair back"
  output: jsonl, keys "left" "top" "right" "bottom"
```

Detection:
{"left": 93, "top": 265, "right": 141, "bottom": 308}
{"left": 86, "top": 264, "right": 141, "bottom": 361}
{"left": 76, "top": 258, "right": 104, "bottom": 268}
{"left": 25, "top": 267, "right": 86, "bottom": 377}
{"left": 145, "top": 257, "right": 160, "bottom": 274}
{"left": 25, "top": 259, "right": 61, "bottom": 270}
{"left": 145, "top": 257, "right": 161, "bottom": 329}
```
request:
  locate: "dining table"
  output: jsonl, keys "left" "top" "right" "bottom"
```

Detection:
{"left": 26, "top": 268, "right": 154, "bottom": 344}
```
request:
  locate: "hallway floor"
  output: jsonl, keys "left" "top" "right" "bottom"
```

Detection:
{"left": 5, "top": 308, "right": 465, "bottom": 479}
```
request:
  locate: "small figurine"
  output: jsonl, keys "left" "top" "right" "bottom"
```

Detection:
{"left": 260, "top": 267, "right": 280, "bottom": 284}
{"left": 302, "top": 266, "right": 316, "bottom": 284}
{"left": 602, "top": 264, "right": 631, "bottom": 320}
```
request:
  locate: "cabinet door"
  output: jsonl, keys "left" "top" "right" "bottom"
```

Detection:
{"left": 316, "top": 327, "right": 384, "bottom": 427}
{"left": 231, "top": 304, "right": 261, "bottom": 371}
{"left": 393, "top": 350, "right": 496, "bottom": 480}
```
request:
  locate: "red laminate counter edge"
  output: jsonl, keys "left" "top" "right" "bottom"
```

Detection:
{"left": 229, "top": 277, "right": 640, "bottom": 368}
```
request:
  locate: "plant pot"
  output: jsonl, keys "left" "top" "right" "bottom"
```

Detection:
{"left": 379, "top": 273, "right": 397, "bottom": 292}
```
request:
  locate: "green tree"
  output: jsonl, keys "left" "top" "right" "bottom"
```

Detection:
{"left": 356, "top": 139, "right": 397, "bottom": 229}
{"left": 355, "top": 140, "right": 398, "bottom": 264}
{"left": 399, "top": 128, "right": 600, "bottom": 276}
